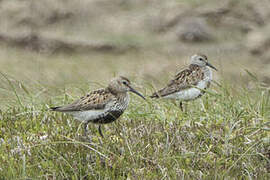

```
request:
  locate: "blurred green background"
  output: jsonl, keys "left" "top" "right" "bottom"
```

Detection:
{"left": 1, "top": 0, "right": 269, "bottom": 92}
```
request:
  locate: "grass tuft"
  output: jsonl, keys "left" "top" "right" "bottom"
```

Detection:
{"left": 0, "top": 76, "right": 269, "bottom": 179}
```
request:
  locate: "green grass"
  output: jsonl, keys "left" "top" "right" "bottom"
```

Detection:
{"left": 0, "top": 0, "right": 269, "bottom": 178}
{"left": 0, "top": 74, "right": 269, "bottom": 179}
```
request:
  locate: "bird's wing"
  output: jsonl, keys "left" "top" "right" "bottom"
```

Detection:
{"left": 151, "top": 65, "right": 204, "bottom": 98}
{"left": 51, "top": 88, "right": 115, "bottom": 112}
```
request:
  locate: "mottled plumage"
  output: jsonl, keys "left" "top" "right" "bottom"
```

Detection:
{"left": 151, "top": 64, "right": 205, "bottom": 98}
{"left": 151, "top": 54, "right": 217, "bottom": 109}
{"left": 51, "top": 76, "right": 145, "bottom": 137}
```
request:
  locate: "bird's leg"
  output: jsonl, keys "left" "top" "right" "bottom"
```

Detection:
{"left": 180, "top": 101, "right": 188, "bottom": 112}
{"left": 179, "top": 101, "right": 183, "bottom": 111}
{"left": 83, "top": 123, "right": 88, "bottom": 136}
{"left": 81, "top": 123, "right": 92, "bottom": 142}
{"left": 98, "top": 125, "right": 104, "bottom": 138}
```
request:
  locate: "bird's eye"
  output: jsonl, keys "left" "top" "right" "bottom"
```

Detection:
{"left": 122, "top": 81, "right": 127, "bottom": 85}
{"left": 199, "top": 58, "right": 203, "bottom": 61}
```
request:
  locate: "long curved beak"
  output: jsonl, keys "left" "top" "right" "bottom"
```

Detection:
{"left": 128, "top": 86, "right": 146, "bottom": 100}
{"left": 206, "top": 62, "right": 218, "bottom": 71}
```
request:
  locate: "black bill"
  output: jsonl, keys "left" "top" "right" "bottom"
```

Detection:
{"left": 206, "top": 62, "right": 218, "bottom": 71}
{"left": 129, "top": 86, "right": 146, "bottom": 100}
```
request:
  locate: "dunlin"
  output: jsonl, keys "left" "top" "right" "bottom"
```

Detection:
{"left": 150, "top": 54, "right": 217, "bottom": 110}
{"left": 51, "top": 76, "right": 145, "bottom": 137}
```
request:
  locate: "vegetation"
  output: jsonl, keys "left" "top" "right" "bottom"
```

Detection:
{"left": 0, "top": 0, "right": 269, "bottom": 178}
{"left": 0, "top": 65, "right": 269, "bottom": 178}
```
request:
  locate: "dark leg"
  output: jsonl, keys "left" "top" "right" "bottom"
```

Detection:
{"left": 179, "top": 102, "right": 183, "bottom": 111}
{"left": 98, "top": 125, "right": 104, "bottom": 138}
{"left": 83, "top": 123, "right": 88, "bottom": 136}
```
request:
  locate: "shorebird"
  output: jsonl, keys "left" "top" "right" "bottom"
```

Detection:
{"left": 150, "top": 54, "right": 217, "bottom": 110}
{"left": 51, "top": 76, "right": 145, "bottom": 137}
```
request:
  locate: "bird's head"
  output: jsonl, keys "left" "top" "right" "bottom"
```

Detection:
{"left": 190, "top": 54, "right": 217, "bottom": 71}
{"left": 108, "top": 76, "right": 145, "bottom": 99}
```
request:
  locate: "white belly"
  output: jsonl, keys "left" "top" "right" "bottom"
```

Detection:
{"left": 164, "top": 80, "right": 209, "bottom": 101}
{"left": 68, "top": 95, "right": 130, "bottom": 123}
{"left": 70, "top": 110, "right": 105, "bottom": 123}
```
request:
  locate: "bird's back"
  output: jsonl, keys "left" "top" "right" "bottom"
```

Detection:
{"left": 151, "top": 64, "right": 205, "bottom": 98}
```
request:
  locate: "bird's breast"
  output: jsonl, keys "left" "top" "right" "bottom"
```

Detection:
{"left": 93, "top": 110, "right": 124, "bottom": 124}
{"left": 112, "top": 94, "right": 130, "bottom": 112}
{"left": 202, "top": 66, "right": 212, "bottom": 82}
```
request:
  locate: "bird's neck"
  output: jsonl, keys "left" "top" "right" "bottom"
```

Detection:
{"left": 106, "top": 87, "right": 129, "bottom": 103}
{"left": 189, "top": 64, "right": 200, "bottom": 71}
{"left": 189, "top": 64, "right": 212, "bottom": 81}
{"left": 117, "top": 92, "right": 129, "bottom": 101}
{"left": 107, "top": 86, "right": 118, "bottom": 96}
{"left": 116, "top": 93, "right": 130, "bottom": 109}
{"left": 202, "top": 66, "right": 212, "bottom": 81}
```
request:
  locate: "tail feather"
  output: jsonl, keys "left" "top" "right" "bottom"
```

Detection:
{"left": 150, "top": 92, "right": 160, "bottom": 98}
{"left": 50, "top": 106, "right": 61, "bottom": 111}
{"left": 50, "top": 105, "right": 76, "bottom": 112}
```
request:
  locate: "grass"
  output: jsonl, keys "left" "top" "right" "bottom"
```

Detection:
{"left": 0, "top": 42, "right": 269, "bottom": 179}
{"left": 0, "top": 0, "right": 269, "bottom": 178}
{"left": 0, "top": 70, "right": 269, "bottom": 179}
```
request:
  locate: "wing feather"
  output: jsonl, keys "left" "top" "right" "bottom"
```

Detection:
{"left": 51, "top": 88, "right": 114, "bottom": 112}
{"left": 151, "top": 65, "right": 204, "bottom": 98}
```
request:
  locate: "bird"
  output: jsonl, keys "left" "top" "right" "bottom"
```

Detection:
{"left": 51, "top": 76, "right": 145, "bottom": 137}
{"left": 150, "top": 54, "right": 217, "bottom": 110}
